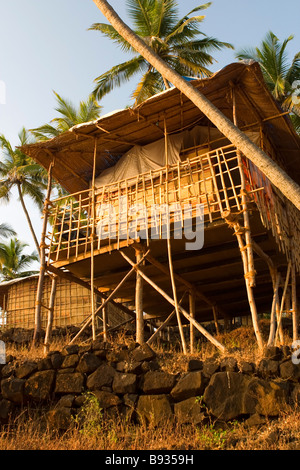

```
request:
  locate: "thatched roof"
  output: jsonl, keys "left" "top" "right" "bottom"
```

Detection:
{"left": 21, "top": 62, "right": 300, "bottom": 194}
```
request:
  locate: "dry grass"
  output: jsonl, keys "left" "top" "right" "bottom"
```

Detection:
{"left": 1, "top": 404, "right": 299, "bottom": 450}
{"left": 1, "top": 322, "right": 299, "bottom": 451}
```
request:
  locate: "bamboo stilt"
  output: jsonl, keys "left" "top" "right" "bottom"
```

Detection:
{"left": 44, "top": 274, "right": 58, "bottom": 354}
{"left": 164, "top": 119, "right": 187, "bottom": 354}
{"left": 120, "top": 250, "right": 226, "bottom": 353}
{"left": 275, "top": 261, "right": 292, "bottom": 346}
{"left": 232, "top": 87, "right": 256, "bottom": 289}
{"left": 135, "top": 247, "right": 144, "bottom": 344}
{"left": 267, "top": 272, "right": 281, "bottom": 346}
{"left": 32, "top": 161, "right": 54, "bottom": 347}
{"left": 212, "top": 306, "right": 220, "bottom": 335}
{"left": 102, "top": 296, "right": 108, "bottom": 342}
{"left": 189, "top": 290, "right": 196, "bottom": 353}
{"left": 292, "top": 263, "right": 298, "bottom": 342}
{"left": 224, "top": 212, "right": 264, "bottom": 350}
{"left": 91, "top": 138, "right": 97, "bottom": 341}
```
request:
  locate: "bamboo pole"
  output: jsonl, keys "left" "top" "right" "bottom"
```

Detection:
{"left": 189, "top": 290, "right": 196, "bottom": 353}
{"left": 291, "top": 263, "right": 298, "bottom": 342}
{"left": 91, "top": 138, "right": 97, "bottom": 341}
{"left": 102, "top": 296, "right": 108, "bottom": 342}
{"left": 164, "top": 119, "right": 187, "bottom": 354}
{"left": 267, "top": 272, "right": 281, "bottom": 346}
{"left": 32, "top": 161, "right": 54, "bottom": 347}
{"left": 44, "top": 274, "right": 58, "bottom": 354}
{"left": 232, "top": 87, "right": 256, "bottom": 288}
{"left": 223, "top": 212, "right": 264, "bottom": 350}
{"left": 120, "top": 250, "right": 226, "bottom": 353}
{"left": 135, "top": 247, "right": 144, "bottom": 344}
{"left": 275, "top": 261, "right": 292, "bottom": 346}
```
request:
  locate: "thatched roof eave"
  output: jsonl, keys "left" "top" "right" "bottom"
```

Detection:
{"left": 20, "top": 62, "right": 300, "bottom": 194}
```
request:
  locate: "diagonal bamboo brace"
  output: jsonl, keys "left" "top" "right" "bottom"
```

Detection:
{"left": 120, "top": 251, "right": 226, "bottom": 353}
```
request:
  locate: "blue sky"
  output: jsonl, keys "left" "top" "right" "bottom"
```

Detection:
{"left": 0, "top": 0, "right": 299, "bottom": 259}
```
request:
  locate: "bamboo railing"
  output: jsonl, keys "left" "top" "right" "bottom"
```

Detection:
{"left": 43, "top": 143, "right": 300, "bottom": 271}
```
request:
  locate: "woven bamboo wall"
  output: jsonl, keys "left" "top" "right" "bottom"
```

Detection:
{"left": 3, "top": 275, "right": 130, "bottom": 330}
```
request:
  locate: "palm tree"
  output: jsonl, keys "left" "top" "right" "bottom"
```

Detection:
{"left": 236, "top": 31, "right": 300, "bottom": 134}
{"left": 89, "top": 0, "right": 233, "bottom": 104}
{"left": 0, "top": 223, "right": 16, "bottom": 239}
{"left": 0, "top": 238, "right": 38, "bottom": 281}
{"left": 31, "top": 91, "right": 102, "bottom": 141}
{"left": 0, "top": 128, "right": 47, "bottom": 253}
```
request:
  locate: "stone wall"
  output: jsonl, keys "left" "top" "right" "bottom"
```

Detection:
{"left": 0, "top": 341, "right": 300, "bottom": 430}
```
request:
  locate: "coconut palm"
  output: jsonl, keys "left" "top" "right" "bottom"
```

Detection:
{"left": 0, "top": 238, "right": 39, "bottom": 281}
{"left": 89, "top": 0, "right": 233, "bottom": 104}
{"left": 0, "top": 128, "right": 47, "bottom": 253}
{"left": 236, "top": 31, "right": 300, "bottom": 133}
{"left": 0, "top": 223, "right": 16, "bottom": 239}
{"left": 31, "top": 91, "right": 102, "bottom": 141}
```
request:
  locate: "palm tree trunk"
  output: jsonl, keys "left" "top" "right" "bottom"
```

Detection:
{"left": 17, "top": 182, "right": 40, "bottom": 255}
{"left": 92, "top": 0, "right": 300, "bottom": 211}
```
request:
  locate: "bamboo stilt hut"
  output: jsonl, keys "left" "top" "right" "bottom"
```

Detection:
{"left": 15, "top": 62, "right": 300, "bottom": 351}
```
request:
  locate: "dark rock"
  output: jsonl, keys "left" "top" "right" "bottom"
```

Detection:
{"left": 106, "top": 348, "right": 129, "bottom": 363}
{"left": 258, "top": 359, "right": 279, "bottom": 378}
{"left": 1, "top": 377, "right": 24, "bottom": 404}
{"left": 246, "top": 378, "right": 289, "bottom": 417}
{"left": 238, "top": 360, "right": 254, "bottom": 374}
{"left": 204, "top": 372, "right": 251, "bottom": 421}
{"left": 76, "top": 352, "right": 102, "bottom": 374}
{"left": 0, "top": 398, "right": 14, "bottom": 422}
{"left": 280, "top": 360, "right": 300, "bottom": 381}
{"left": 46, "top": 407, "right": 73, "bottom": 430}
{"left": 244, "top": 413, "right": 266, "bottom": 428}
{"left": 24, "top": 370, "right": 56, "bottom": 401}
{"left": 55, "top": 371, "right": 85, "bottom": 395}
{"left": 204, "top": 372, "right": 289, "bottom": 421}
{"left": 131, "top": 343, "right": 156, "bottom": 363}
{"left": 112, "top": 373, "right": 137, "bottom": 395}
{"left": 187, "top": 359, "right": 203, "bottom": 371}
{"left": 1, "top": 362, "right": 16, "bottom": 378}
{"left": 140, "top": 360, "right": 160, "bottom": 373}
{"left": 55, "top": 394, "right": 75, "bottom": 408}
{"left": 93, "top": 390, "right": 122, "bottom": 409}
{"left": 37, "top": 358, "right": 53, "bottom": 371}
{"left": 291, "top": 384, "right": 300, "bottom": 404}
{"left": 171, "top": 371, "right": 204, "bottom": 402}
{"left": 86, "top": 364, "right": 116, "bottom": 390}
{"left": 220, "top": 356, "right": 237, "bottom": 372}
{"left": 62, "top": 344, "right": 79, "bottom": 356}
{"left": 15, "top": 361, "right": 38, "bottom": 379}
{"left": 136, "top": 394, "right": 172, "bottom": 426}
{"left": 61, "top": 354, "right": 79, "bottom": 369}
{"left": 141, "top": 371, "right": 176, "bottom": 395}
{"left": 264, "top": 346, "right": 283, "bottom": 361}
{"left": 174, "top": 397, "right": 206, "bottom": 424}
{"left": 49, "top": 352, "right": 63, "bottom": 369}
{"left": 202, "top": 358, "right": 219, "bottom": 377}
{"left": 123, "top": 360, "right": 143, "bottom": 375}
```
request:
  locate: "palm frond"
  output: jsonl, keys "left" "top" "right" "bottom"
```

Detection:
{"left": 92, "top": 56, "right": 147, "bottom": 101}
